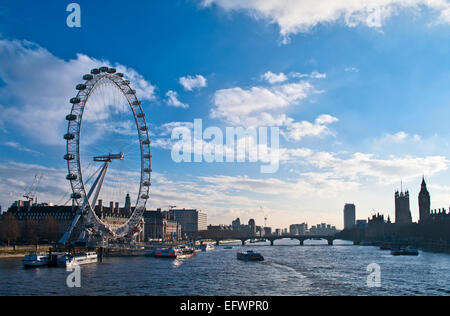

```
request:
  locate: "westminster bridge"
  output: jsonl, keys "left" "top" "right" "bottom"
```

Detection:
{"left": 194, "top": 233, "right": 339, "bottom": 246}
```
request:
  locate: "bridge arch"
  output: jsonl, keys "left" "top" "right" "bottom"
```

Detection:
{"left": 267, "top": 235, "right": 336, "bottom": 246}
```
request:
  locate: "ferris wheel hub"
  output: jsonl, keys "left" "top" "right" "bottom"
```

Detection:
{"left": 93, "top": 152, "right": 124, "bottom": 162}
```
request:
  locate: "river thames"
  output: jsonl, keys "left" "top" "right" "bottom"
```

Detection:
{"left": 0, "top": 240, "right": 449, "bottom": 296}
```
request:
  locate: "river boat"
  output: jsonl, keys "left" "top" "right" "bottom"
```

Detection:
{"left": 237, "top": 250, "right": 264, "bottom": 262}
{"left": 57, "top": 252, "right": 98, "bottom": 267}
{"left": 391, "top": 247, "right": 419, "bottom": 256}
{"left": 23, "top": 252, "right": 49, "bottom": 268}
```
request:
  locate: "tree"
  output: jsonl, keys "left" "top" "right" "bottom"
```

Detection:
{"left": 40, "top": 216, "right": 59, "bottom": 242}
{"left": 23, "top": 219, "right": 38, "bottom": 245}
{"left": 0, "top": 213, "right": 20, "bottom": 246}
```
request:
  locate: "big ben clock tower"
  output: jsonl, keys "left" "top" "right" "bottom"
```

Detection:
{"left": 418, "top": 177, "right": 430, "bottom": 223}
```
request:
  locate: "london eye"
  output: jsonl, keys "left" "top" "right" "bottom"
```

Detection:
{"left": 60, "top": 67, "right": 152, "bottom": 246}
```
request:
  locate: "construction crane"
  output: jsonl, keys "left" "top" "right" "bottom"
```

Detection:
{"left": 23, "top": 173, "right": 43, "bottom": 203}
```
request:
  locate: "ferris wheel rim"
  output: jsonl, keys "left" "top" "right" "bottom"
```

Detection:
{"left": 64, "top": 67, "right": 152, "bottom": 238}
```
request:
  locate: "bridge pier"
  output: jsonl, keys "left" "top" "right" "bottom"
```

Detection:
{"left": 299, "top": 240, "right": 304, "bottom": 246}
{"left": 98, "top": 247, "right": 104, "bottom": 263}
{"left": 270, "top": 240, "right": 274, "bottom": 246}
{"left": 328, "top": 239, "right": 334, "bottom": 246}
{"left": 241, "top": 240, "right": 246, "bottom": 246}
{"left": 216, "top": 240, "right": 220, "bottom": 246}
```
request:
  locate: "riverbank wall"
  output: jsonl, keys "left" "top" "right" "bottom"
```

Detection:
{"left": 0, "top": 244, "right": 52, "bottom": 258}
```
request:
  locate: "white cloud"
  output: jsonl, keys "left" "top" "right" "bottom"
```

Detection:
{"left": 291, "top": 71, "right": 327, "bottom": 79}
{"left": 262, "top": 71, "right": 288, "bottom": 84}
{"left": 201, "top": 0, "right": 450, "bottom": 41}
{"left": 211, "top": 81, "right": 314, "bottom": 126}
{"left": 1, "top": 151, "right": 448, "bottom": 228}
{"left": 304, "top": 151, "right": 449, "bottom": 183}
{"left": 158, "top": 121, "right": 194, "bottom": 136}
{"left": 0, "top": 161, "right": 70, "bottom": 209}
{"left": 151, "top": 121, "right": 195, "bottom": 149}
{"left": 210, "top": 78, "right": 335, "bottom": 142}
{"left": 282, "top": 115, "right": 339, "bottom": 141}
{"left": 165, "top": 90, "right": 189, "bottom": 108}
{"left": 3, "top": 142, "right": 42, "bottom": 156}
{"left": 151, "top": 138, "right": 174, "bottom": 150}
{"left": 378, "top": 131, "right": 421, "bottom": 143}
{"left": 179, "top": 74, "right": 207, "bottom": 91}
{"left": 0, "top": 39, "right": 156, "bottom": 145}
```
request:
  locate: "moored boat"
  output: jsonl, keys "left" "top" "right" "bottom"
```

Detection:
{"left": 237, "top": 250, "right": 264, "bottom": 262}
{"left": 57, "top": 252, "right": 98, "bottom": 267}
{"left": 199, "top": 243, "right": 214, "bottom": 252}
{"left": 380, "top": 243, "right": 392, "bottom": 250}
{"left": 152, "top": 246, "right": 196, "bottom": 259}
{"left": 23, "top": 252, "right": 50, "bottom": 268}
{"left": 391, "top": 247, "right": 419, "bottom": 256}
{"left": 176, "top": 245, "right": 196, "bottom": 259}
{"left": 152, "top": 248, "right": 176, "bottom": 258}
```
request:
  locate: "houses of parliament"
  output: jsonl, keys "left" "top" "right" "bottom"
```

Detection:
{"left": 395, "top": 177, "right": 450, "bottom": 225}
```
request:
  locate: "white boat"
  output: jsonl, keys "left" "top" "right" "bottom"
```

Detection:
{"left": 23, "top": 252, "right": 49, "bottom": 268}
{"left": 152, "top": 246, "right": 196, "bottom": 259}
{"left": 199, "top": 243, "right": 215, "bottom": 252}
{"left": 57, "top": 252, "right": 98, "bottom": 267}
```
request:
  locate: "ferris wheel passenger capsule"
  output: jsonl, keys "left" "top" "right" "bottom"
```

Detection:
{"left": 71, "top": 193, "right": 82, "bottom": 199}
{"left": 70, "top": 97, "right": 81, "bottom": 104}
{"left": 91, "top": 68, "right": 100, "bottom": 75}
{"left": 99, "top": 66, "right": 109, "bottom": 72}
{"left": 144, "top": 154, "right": 152, "bottom": 159}
{"left": 144, "top": 168, "right": 152, "bottom": 173}
{"left": 127, "top": 89, "right": 136, "bottom": 95}
{"left": 64, "top": 154, "right": 75, "bottom": 161}
{"left": 141, "top": 194, "right": 149, "bottom": 200}
{"left": 142, "top": 181, "right": 151, "bottom": 187}
{"left": 142, "top": 139, "right": 150, "bottom": 145}
{"left": 66, "top": 114, "right": 77, "bottom": 121}
{"left": 64, "top": 133, "right": 75, "bottom": 140}
{"left": 76, "top": 84, "right": 87, "bottom": 90}
{"left": 107, "top": 68, "right": 116, "bottom": 74}
{"left": 132, "top": 101, "right": 141, "bottom": 106}
{"left": 83, "top": 74, "right": 93, "bottom": 81}
{"left": 140, "top": 126, "right": 148, "bottom": 132}
{"left": 137, "top": 113, "right": 145, "bottom": 118}
{"left": 66, "top": 174, "right": 78, "bottom": 181}
{"left": 116, "top": 73, "right": 124, "bottom": 78}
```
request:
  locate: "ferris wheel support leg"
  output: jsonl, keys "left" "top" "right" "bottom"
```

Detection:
{"left": 59, "top": 211, "right": 82, "bottom": 245}
{"left": 89, "top": 161, "right": 110, "bottom": 210}
{"left": 59, "top": 161, "right": 110, "bottom": 245}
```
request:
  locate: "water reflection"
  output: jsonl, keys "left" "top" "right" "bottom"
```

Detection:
{"left": 0, "top": 245, "right": 449, "bottom": 296}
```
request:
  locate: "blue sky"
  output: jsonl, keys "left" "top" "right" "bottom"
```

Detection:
{"left": 1, "top": 0, "right": 450, "bottom": 229}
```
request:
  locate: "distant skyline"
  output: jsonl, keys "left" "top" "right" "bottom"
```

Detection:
{"left": 2, "top": 1, "right": 450, "bottom": 229}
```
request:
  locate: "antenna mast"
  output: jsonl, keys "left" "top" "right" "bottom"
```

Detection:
{"left": 260, "top": 206, "right": 267, "bottom": 227}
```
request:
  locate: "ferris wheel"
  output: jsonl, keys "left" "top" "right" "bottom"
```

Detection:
{"left": 60, "top": 66, "right": 152, "bottom": 245}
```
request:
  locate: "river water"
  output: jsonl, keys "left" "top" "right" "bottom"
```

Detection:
{"left": 1, "top": 239, "right": 449, "bottom": 296}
